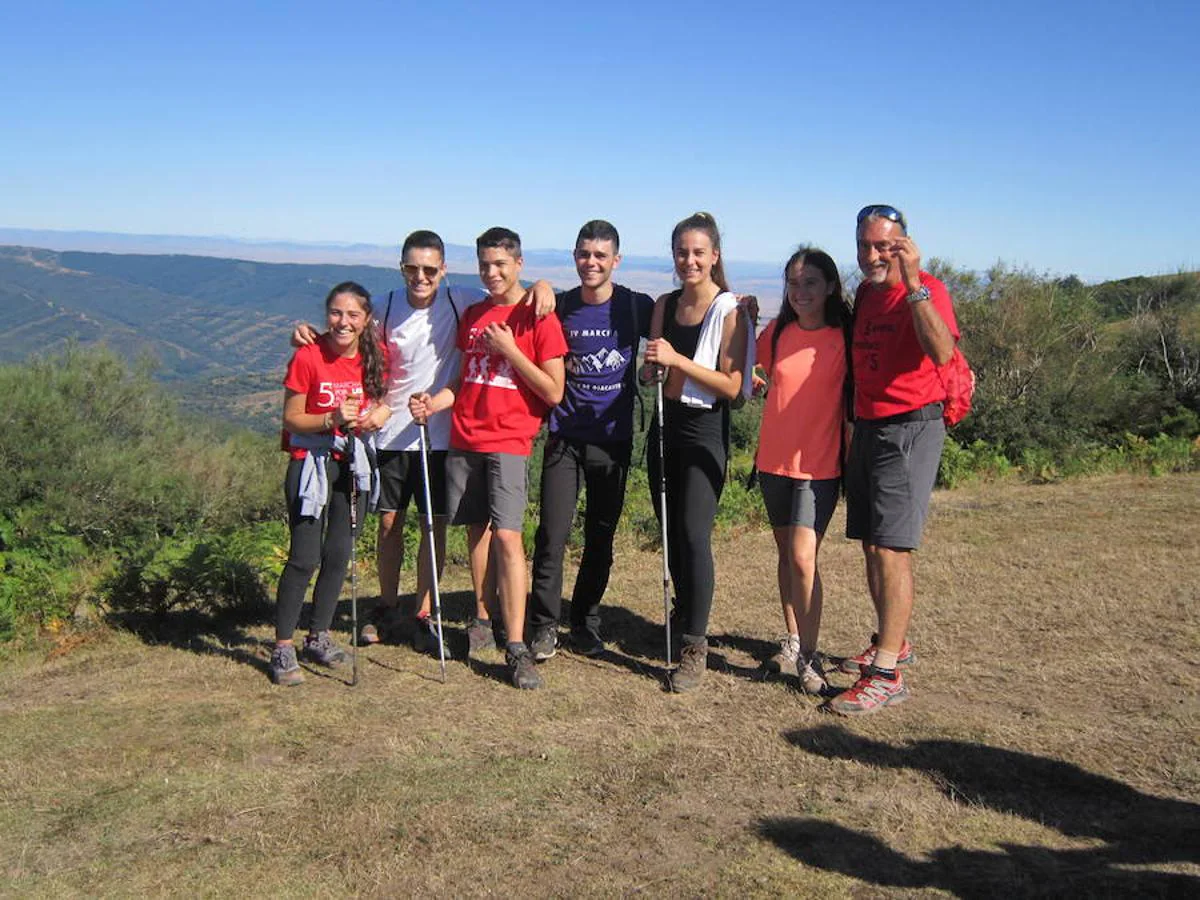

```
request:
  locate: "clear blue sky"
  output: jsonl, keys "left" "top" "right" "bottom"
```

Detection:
{"left": 2, "top": 0, "right": 1197, "bottom": 281}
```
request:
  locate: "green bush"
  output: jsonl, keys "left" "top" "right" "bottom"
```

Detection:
{"left": 0, "top": 346, "right": 281, "bottom": 639}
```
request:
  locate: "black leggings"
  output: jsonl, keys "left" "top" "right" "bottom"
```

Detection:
{"left": 647, "top": 402, "right": 727, "bottom": 638}
{"left": 275, "top": 456, "right": 366, "bottom": 641}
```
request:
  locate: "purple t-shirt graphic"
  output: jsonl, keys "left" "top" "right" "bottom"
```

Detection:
{"left": 550, "top": 285, "right": 654, "bottom": 443}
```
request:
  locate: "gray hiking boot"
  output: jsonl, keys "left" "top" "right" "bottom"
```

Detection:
{"left": 270, "top": 643, "right": 304, "bottom": 686}
{"left": 506, "top": 645, "right": 543, "bottom": 690}
{"left": 798, "top": 651, "right": 829, "bottom": 696}
{"left": 467, "top": 617, "right": 497, "bottom": 655}
{"left": 670, "top": 634, "right": 708, "bottom": 693}
{"left": 302, "top": 631, "right": 349, "bottom": 667}
{"left": 530, "top": 626, "right": 558, "bottom": 661}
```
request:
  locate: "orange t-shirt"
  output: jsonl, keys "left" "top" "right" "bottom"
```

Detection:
{"left": 754, "top": 322, "right": 846, "bottom": 480}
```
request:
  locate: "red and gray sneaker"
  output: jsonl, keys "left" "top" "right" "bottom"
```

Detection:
{"left": 824, "top": 667, "right": 909, "bottom": 716}
{"left": 838, "top": 633, "right": 916, "bottom": 674}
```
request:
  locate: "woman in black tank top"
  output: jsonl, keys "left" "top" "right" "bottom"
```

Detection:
{"left": 643, "top": 212, "right": 748, "bottom": 693}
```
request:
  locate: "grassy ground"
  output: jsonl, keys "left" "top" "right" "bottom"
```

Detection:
{"left": 1, "top": 474, "right": 1197, "bottom": 897}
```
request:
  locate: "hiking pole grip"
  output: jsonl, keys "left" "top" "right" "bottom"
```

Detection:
{"left": 417, "top": 421, "right": 447, "bottom": 683}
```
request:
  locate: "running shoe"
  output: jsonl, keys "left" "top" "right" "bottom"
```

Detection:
{"left": 466, "top": 617, "right": 497, "bottom": 655}
{"left": 567, "top": 629, "right": 605, "bottom": 657}
{"left": 411, "top": 612, "right": 444, "bottom": 657}
{"left": 824, "top": 667, "right": 909, "bottom": 716}
{"left": 798, "top": 651, "right": 829, "bottom": 696}
{"left": 507, "top": 646, "right": 543, "bottom": 690}
{"left": 838, "top": 634, "right": 916, "bottom": 674}
{"left": 530, "top": 626, "right": 558, "bottom": 661}
{"left": 766, "top": 635, "right": 801, "bottom": 674}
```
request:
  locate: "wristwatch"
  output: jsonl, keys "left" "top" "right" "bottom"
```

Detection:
{"left": 906, "top": 286, "right": 931, "bottom": 305}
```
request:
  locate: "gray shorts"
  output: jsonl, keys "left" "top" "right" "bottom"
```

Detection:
{"left": 845, "top": 408, "right": 945, "bottom": 550}
{"left": 445, "top": 450, "right": 528, "bottom": 532}
{"left": 759, "top": 473, "right": 839, "bottom": 533}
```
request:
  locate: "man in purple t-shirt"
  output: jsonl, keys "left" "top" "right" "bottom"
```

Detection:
{"left": 527, "top": 220, "right": 654, "bottom": 659}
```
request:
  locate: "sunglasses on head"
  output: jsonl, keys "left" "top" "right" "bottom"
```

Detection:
{"left": 401, "top": 263, "right": 441, "bottom": 279}
{"left": 856, "top": 205, "right": 907, "bottom": 232}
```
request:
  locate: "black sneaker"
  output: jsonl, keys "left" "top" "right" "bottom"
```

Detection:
{"left": 530, "top": 626, "right": 558, "bottom": 661}
{"left": 568, "top": 629, "right": 605, "bottom": 657}
{"left": 506, "top": 646, "right": 543, "bottom": 689}
{"left": 412, "top": 614, "right": 446, "bottom": 658}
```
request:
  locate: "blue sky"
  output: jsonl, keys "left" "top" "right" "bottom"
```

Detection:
{"left": 2, "top": 0, "right": 1197, "bottom": 281}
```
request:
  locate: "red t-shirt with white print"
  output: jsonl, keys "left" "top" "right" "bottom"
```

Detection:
{"left": 450, "top": 298, "right": 568, "bottom": 455}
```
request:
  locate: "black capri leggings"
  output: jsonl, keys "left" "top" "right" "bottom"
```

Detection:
{"left": 647, "top": 400, "right": 728, "bottom": 638}
{"left": 275, "top": 456, "right": 366, "bottom": 641}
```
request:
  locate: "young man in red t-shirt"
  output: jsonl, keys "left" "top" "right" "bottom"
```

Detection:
{"left": 409, "top": 227, "right": 567, "bottom": 689}
{"left": 827, "top": 205, "right": 960, "bottom": 716}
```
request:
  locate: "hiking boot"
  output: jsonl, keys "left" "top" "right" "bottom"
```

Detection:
{"left": 567, "top": 628, "right": 605, "bottom": 657}
{"left": 411, "top": 613, "right": 445, "bottom": 657}
{"left": 467, "top": 618, "right": 497, "bottom": 655}
{"left": 798, "top": 651, "right": 829, "bottom": 696}
{"left": 270, "top": 643, "right": 304, "bottom": 686}
{"left": 302, "top": 631, "right": 349, "bottom": 667}
{"left": 670, "top": 634, "right": 708, "bottom": 693}
{"left": 824, "top": 667, "right": 909, "bottom": 716}
{"left": 766, "top": 635, "right": 801, "bottom": 674}
{"left": 506, "top": 646, "right": 543, "bottom": 690}
{"left": 838, "top": 634, "right": 916, "bottom": 674}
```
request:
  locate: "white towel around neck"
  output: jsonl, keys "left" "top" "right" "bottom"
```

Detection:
{"left": 678, "top": 291, "right": 757, "bottom": 408}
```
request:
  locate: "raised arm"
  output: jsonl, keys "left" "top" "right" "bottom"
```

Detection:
{"left": 894, "top": 236, "right": 954, "bottom": 365}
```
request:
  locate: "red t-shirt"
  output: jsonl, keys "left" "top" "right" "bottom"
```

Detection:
{"left": 852, "top": 271, "right": 960, "bottom": 420}
{"left": 450, "top": 299, "right": 568, "bottom": 455}
{"left": 755, "top": 322, "right": 846, "bottom": 480}
{"left": 281, "top": 338, "right": 366, "bottom": 459}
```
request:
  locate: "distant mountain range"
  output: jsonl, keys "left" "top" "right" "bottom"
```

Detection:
{"left": 0, "top": 245, "right": 490, "bottom": 430}
{"left": 0, "top": 227, "right": 785, "bottom": 304}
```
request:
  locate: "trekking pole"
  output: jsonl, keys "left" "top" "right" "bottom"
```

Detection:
{"left": 655, "top": 373, "right": 672, "bottom": 666}
{"left": 417, "top": 421, "right": 448, "bottom": 683}
{"left": 346, "top": 429, "right": 360, "bottom": 687}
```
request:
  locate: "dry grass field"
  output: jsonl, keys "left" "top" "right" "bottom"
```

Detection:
{"left": 1, "top": 474, "right": 1197, "bottom": 897}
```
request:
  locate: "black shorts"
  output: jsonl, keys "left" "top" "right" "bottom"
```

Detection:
{"left": 376, "top": 449, "right": 447, "bottom": 517}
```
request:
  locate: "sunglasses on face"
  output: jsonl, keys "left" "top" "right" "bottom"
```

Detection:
{"left": 856, "top": 205, "right": 907, "bottom": 232}
{"left": 401, "top": 263, "right": 441, "bottom": 279}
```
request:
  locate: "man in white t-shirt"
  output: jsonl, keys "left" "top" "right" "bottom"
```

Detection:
{"left": 295, "top": 229, "right": 554, "bottom": 651}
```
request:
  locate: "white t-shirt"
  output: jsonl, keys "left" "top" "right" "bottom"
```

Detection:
{"left": 375, "top": 284, "right": 485, "bottom": 451}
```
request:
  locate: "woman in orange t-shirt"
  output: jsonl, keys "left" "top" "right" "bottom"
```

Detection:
{"left": 754, "top": 247, "right": 852, "bottom": 696}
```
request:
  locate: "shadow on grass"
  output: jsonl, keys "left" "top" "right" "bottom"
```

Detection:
{"left": 105, "top": 587, "right": 484, "bottom": 681}
{"left": 758, "top": 724, "right": 1200, "bottom": 896}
